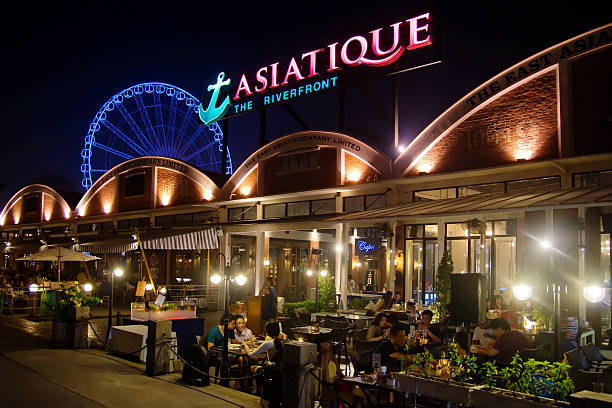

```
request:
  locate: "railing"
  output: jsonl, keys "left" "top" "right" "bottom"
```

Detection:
{"left": 164, "top": 284, "right": 221, "bottom": 311}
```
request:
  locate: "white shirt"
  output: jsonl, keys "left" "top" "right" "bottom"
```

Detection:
{"left": 472, "top": 326, "right": 495, "bottom": 347}
{"left": 247, "top": 339, "right": 276, "bottom": 359}
{"left": 234, "top": 327, "right": 253, "bottom": 344}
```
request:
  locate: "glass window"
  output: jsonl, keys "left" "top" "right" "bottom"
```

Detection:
{"left": 287, "top": 201, "right": 310, "bottom": 217}
{"left": 101, "top": 221, "right": 114, "bottom": 232}
{"left": 573, "top": 170, "right": 612, "bottom": 187}
{"left": 228, "top": 208, "right": 243, "bottom": 222}
{"left": 194, "top": 212, "right": 212, "bottom": 225}
{"left": 459, "top": 183, "right": 504, "bottom": 197}
{"left": 243, "top": 206, "right": 257, "bottom": 220}
{"left": 174, "top": 213, "right": 193, "bottom": 226}
{"left": 506, "top": 176, "right": 560, "bottom": 193}
{"left": 424, "top": 224, "right": 438, "bottom": 238}
{"left": 414, "top": 188, "right": 457, "bottom": 201}
{"left": 125, "top": 173, "right": 145, "bottom": 197}
{"left": 406, "top": 225, "right": 423, "bottom": 239}
{"left": 25, "top": 195, "right": 39, "bottom": 213}
{"left": 117, "top": 219, "right": 131, "bottom": 230}
{"left": 311, "top": 199, "right": 336, "bottom": 215}
{"left": 156, "top": 215, "right": 173, "bottom": 227}
{"left": 446, "top": 223, "right": 468, "bottom": 237}
{"left": 344, "top": 196, "right": 364, "bottom": 213}
{"left": 77, "top": 223, "right": 95, "bottom": 233}
{"left": 365, "top": 194, "right": 386, "bottom": 209}
{"left": 309, "top": 152, "right": 319, "bottom": 168}
{"left": 494, "top": 220, "right": 516, "bottom": 236}
{"left": 264, "top": 203, "right": 286, "bottom": 219}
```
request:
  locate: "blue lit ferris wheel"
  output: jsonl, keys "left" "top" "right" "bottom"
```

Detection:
{"left": 80, "top": 82, "right": 232, "bottom": 190}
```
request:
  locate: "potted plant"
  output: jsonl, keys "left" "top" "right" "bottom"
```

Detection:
{"left": 47, "top": 282, "right": 101, "bottom": 348}
{"left": 396, "top": 344, "right": 474, "bottom": 406}
{"left": 470, "top": 353, "right": 573, "bottom": 408}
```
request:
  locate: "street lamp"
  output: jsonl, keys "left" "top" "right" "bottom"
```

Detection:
{"left": 583, "top": 284, "right": 606, "bottom": 303}
{"left": 209, "top": 253, "right": 247, "bottom": 387}
{"left": 106, "top": 267, "right": 124, "bottom": 344}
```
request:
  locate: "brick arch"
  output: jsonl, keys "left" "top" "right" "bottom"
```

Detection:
{"left": 76, "top": 156, "right": 222, "bottom": 215}
{"left": 222, "top": 130, "right": 391, "bottom": 197}
{"left": 0, "top": 185, "right": 71, "bottom": 225}
{"left": 394, "top": 23, "right": 612, "bottom": 177}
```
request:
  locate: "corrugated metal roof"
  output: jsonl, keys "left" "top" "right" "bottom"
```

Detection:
{"left": 330, "top": 186, "right": 612, "bottom": 222}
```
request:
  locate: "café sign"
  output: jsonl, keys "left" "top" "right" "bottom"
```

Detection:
{"left": 198, "top": 12, "right": 433, "bottom": 125}
{"left": 355, "top": 238, "right": 380, "bottom": 256}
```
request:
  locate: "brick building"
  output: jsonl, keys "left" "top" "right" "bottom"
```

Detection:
{"left": 1, "top": 24, "right": 611, "bottom": 337}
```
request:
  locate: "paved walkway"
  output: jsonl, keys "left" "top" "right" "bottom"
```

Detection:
{"left": 0, "top": 315, "right": 260, "bottom": 408}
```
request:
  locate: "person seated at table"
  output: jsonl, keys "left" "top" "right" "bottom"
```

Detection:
{"left": 391, "top": 292, "right": 402, "bottom": 306}
{"left": 375, "top": 291, "right": 393, "bottom": 312}
{"left": 472, "top": 319, "right": 496, "bottom": 348}
{"left": 243, "top": 320, "right": 286, "bottom": 361}
{"left": 232, "top": 315, "right": 253, "bottom": 344}
{"left": 406, "top": 301, "right": 420, "bottom": 321}
{"left": 366, "top": 313, "right": 389, "bottom": 342}
{"left": 416, "top": 310, "right": 442, "bottom": 346}
{"left": 318, "top": 340, "right": 366, "bottom": 408}
{"left": 373, "top": 324, "right": 409, "bottom": 372}
{"left": 474, "top": 318, "right": 532, "bottom": 364}
{"left": 206, "top": 314, "right": 236, "bottom": 350}
{"left": 453, "top": 331, "right": 469, "bottom": 357}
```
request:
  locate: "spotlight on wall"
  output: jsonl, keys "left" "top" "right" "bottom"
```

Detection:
{"left": 83, "top": 283, "right": 93, "bottom": 293}
{"left": 584, "top": 285, "right": 606, "bottom": 303}
{"left": 306, "top": 270, "right": 313, "bottom": 276}
{"left": 145, "top": 283, "right": 154, "bottom": 291}
{"left": 320, "top": 270, "right": 328, "bottom": 277}
{"left": 235, "top": 274, "right": 247, "bottom": 286}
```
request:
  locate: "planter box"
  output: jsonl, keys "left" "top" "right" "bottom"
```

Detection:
{"left": 70, "top": 306, "right": 90, "bottom": 321}
{"left": 395, "top": 374, "right": 472, "bottom": 406}
{"left": 471, "top": 385, "right": 569, "bottom": 408}
{"left": 52, "top": 320, "right": 88, "bottom": 349}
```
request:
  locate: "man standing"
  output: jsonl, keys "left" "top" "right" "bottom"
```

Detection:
{"left": 475, "top": 318, "right": 532, "bottom": 364}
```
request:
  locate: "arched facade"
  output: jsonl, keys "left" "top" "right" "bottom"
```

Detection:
{"left": 0, "top": 185, "right": 71, "bottom": 226}
{"left": 222, "top": 130, "right": 392, "bottom": 198}
{"left": 394, "top": 23, "right": 612, "bottom": 177}
{"left": 75, "top": 156, "right": 222, "bottom": 217}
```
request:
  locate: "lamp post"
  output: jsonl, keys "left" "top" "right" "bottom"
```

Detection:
{"left": 210, "top": 253, "right": 247, "bottom": 387}
{"left": 106, "top": 267, "right": 124, "bottom": 344}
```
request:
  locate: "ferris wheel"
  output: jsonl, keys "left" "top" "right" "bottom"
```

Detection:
{"left": 80, "top": 82, "right": 232, "bottom": 190}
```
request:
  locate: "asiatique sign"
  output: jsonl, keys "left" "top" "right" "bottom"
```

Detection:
{"left": 198, "top": 12, "right": 433, "bottom": 126}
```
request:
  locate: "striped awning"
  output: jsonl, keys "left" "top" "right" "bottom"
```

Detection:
{"left": 73, "top": 240, "right": 138, "bottom": 254}
{"left": 140, "top": 228, "right": 218, "bottom": 250}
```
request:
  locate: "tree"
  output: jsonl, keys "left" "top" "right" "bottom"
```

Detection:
{"left": 433, "top": 250, "right": 453, "bottom": 318}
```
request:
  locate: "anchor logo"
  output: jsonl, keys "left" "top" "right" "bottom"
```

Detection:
{"left": 198, "top": 72, "right": 231, "bottom": 125}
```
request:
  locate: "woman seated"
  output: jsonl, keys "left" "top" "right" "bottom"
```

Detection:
{"left": 366, "top": 313, "right": 389, "bottom": 342}
{"left": 318, "top": 340, "right": 365, "bottom": 408}
{"left": 243, "top": 320, "right": 286, "bottom": 362}
{"left": 375, "top": 291, "right": 393, "bottom": 312}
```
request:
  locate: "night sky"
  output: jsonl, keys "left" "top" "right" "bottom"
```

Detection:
{"left": 1, "top": 2, "right": 610, "bottom": 205}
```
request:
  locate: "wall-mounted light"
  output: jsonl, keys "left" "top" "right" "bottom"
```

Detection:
{"left": 160, "top": 194, "right": 171, "bottom": 206}
{"left": 210, "top": 274, "right": 222, "bottom": 284}
{"left": 346, "top": 169, "right": 362, "bottom": 182}
{"left": 203, "top": 189, "right": 213, "bottom": 201}
{"left": 584, "top": 285, "right": 606, "bottom": 303}
{"left": 306, "top": 269, "right": 313, "bottom": 276}
{"left": 235, "top": 274, "right": 247, "bottom": 286}
{"left": 320, "top": 270, "right": 328, "bottom": 277}
{"left": 29, "top": 283, "right": 39, "bottom": 293}
{"left": 263, "top": 259, "right": 270, "bottom": 266}
{"left": 145, "top": 283, "right": 153, "bottom": 291}
{"left": 83, "top": 283, "right": 93, "bottom": 293}
{"left": 514, "top": 149, "right": 533, "bottom": 161}
{"left": 416, "top": 162, "right": 433, "bottom": 174}
{"left": 103, "top": 203, "right": 112, "bottom": 214}
{"left": 44, "top": 212, "right": 51, "bottom": 222}
{"left": 240, "top": 186, "right": 251, "bottom": 195}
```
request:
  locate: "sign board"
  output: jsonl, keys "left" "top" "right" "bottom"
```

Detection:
{"left": 355, "top": 238, "right": 380, "bottom": 256}
{"left": 198, "top": 12, "right": 434, "bottom": 125}
{"left": 135, "top": 280, "right": 146, "bottom": 297}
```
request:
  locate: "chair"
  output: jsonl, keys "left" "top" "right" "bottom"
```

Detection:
{"left": 329, "top": 327, "right": 350, "bottom": 375}
{"left": 349, "top": 350, "right": 373, "bottom": 374}
{"left": 565, "top": 348, "right": 608, "bottom": 392}
{"left": 581, "top": 344, "right": 612, "bottom": 370}
{"left": 322, "top": 315, "right": 348, "bottom": 327}
{"left": 519, "top": 345, "right": 553, "bottom": 362}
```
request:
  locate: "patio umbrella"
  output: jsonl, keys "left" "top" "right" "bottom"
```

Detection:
{"left": 17, "top": 246, "right": 100, "bottom": 281}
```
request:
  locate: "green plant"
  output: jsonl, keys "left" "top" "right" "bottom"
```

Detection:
{"left": 317, "top": 274, "right": 337, "bottom": 312}
{"left": 282, "top": 300, "right": 316, "bottom": 326}
{"left": 549, "top": 361, "right": 575, "bottom": 401}
{"left": 532, "top": 305, "right": 553, "bottom": 331}
{"left": 432, "top": 250, "right": 453, "bottom": 319}
{"left": 410, "top": 350, "right": 434, "bottom": 378}
{"left": 45, "top": 282, "right": 101, "bottom": 322}
{"left": 480, "top": 361, "right": 498, "bottom": 389}
{"left": 446, "top": 341, "right": 477, "bottom": 384}
{"left": 348, "top": 297, "right": 371, "bottom": 309}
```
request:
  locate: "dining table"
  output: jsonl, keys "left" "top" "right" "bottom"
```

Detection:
{"left": 290, "top": 326, "right": 332, "bottom": 343}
